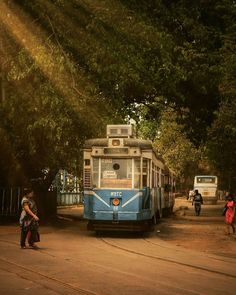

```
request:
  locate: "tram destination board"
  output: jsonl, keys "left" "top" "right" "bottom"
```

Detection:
{"left": 104, "top": 148, "right": 129, "bottom": 154}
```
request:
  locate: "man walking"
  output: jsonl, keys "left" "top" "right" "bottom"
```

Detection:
{"left": 192, "top": 189, "right": 203, "bottom": 216}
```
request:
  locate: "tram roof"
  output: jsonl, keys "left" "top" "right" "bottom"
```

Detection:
{"left": 83, "top": 138, "right": 153, "bottom": 149}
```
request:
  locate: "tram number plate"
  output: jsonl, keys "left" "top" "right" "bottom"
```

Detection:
{"left": 111, "top": 192, "right": 122, "bottom": 197}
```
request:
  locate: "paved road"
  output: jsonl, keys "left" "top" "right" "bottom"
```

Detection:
{"left": 0, "top": 199, "right": 235, "bottom": 295}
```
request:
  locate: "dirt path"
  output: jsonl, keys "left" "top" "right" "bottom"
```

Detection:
{"left": 155, "top": 197, "right": 236, "bottom": 259}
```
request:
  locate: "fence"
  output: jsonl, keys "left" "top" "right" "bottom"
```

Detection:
{"left": 0, "top": 187, "right": 83, "bottom": 217}
{"left": 57, "top": 192, "right": 83, "bottom": 207}
{"left": 0, "top": 187, "right": 22, "bottom": 216}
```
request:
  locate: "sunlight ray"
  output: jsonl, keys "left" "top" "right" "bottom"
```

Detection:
{"left": 0, "top": 1, "right": 88, "bottom": 111}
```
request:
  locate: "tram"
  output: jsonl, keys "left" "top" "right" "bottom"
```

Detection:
{"left": 83, "top": 125, "right": 175, "bottom": 231}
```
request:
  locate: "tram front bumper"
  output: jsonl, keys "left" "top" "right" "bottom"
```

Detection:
{"left": 85, "top": 210, "right": 152, "bottom": 221}
{"left": 87, "top": 219, "right": 152, "bottom": 231}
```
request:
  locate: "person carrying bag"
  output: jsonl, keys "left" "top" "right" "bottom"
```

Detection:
{"left": 19, "top": 188, "right": 40, "bottom": 249}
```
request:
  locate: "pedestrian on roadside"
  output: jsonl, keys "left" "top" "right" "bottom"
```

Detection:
{"left": 225, "top": 193, "right": 235, "bottom": 235}
{"left": 19, "top": 187, "right": 40, "bottom": 249}
{"left": 188, "top": 190, "right": 194, "bottom": 201}
{"left": 192, "top": 189, "right": 203, "bottom": 216}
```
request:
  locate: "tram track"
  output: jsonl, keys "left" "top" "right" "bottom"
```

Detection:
{"left": 0, "top": 238, "right": 57, "bottom": 257}
{"left": 0, "top": 238, "right": 193, "bottom": 295}
{"left": 0, "top": 236, "right": 235, "bottom": 295}
{"left": 143, "top": 238, "right": 236, "bottom": 264}
{"left": 0, "top": 239, "right": 99, "bottom": 295}
{"left": 99, "top": 237, "right": 236, "bottom": 279}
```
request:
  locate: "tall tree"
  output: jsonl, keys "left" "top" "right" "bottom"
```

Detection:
{"left": 146, "top": 108, "right": 200, "bottom": 187}
{"left": 206, "top": 99, "right": 236, "bottom": 191}
{"left": 0, "top": 0, "right": 235, "bottom": 191}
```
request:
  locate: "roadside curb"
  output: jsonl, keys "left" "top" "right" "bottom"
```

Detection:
{"left": 57, "top": 214, "right": 84, "bottom": 221}
{"left": 57, "top": 204, "right": 83, "bottom": 209}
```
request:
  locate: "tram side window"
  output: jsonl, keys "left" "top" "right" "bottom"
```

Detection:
{"left": 152, "top": 163, "right": 155, "bottom": 188}
{"left": 92, "top": 158, "right": 99, "bottom": 188}
{"left": 142, "top": 159, "right": 148, "bottom": 187}
{"left": 134, "top": 159, "right": 141, "bottom": 188}
{"left": 156, "top": 166, "right": 160, "bottom": 187}
{"left": 164, "top": 175, "right": 170, "bottom": 192}
{"left": 161, "top": 174, "right": 164, "bottom": 188}
{"left": 157, "top": 172, "right": 159, "bottom": 187}
{"left": 151, "top": 165, "right": 159, "bottom": 188}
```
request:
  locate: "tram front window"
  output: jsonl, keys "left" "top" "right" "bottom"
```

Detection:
{"left": 100, "top": 158, "right": 132, "bottom": 188}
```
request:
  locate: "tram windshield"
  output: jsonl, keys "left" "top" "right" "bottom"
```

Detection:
{"left": 92, "top": 158, "right": 141, "bottom": 189}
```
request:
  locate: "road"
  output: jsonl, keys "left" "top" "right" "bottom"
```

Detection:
{"left": 0, "top": 198, "right": 235, "bottom": 295}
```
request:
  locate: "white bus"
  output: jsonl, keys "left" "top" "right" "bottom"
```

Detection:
{"left": 193, "top": 175, "right": 218, "bottom": 204}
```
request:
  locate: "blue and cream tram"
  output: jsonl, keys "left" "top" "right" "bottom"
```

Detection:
{"left": 83, "top": 125, "right": 175, "bottom": 231}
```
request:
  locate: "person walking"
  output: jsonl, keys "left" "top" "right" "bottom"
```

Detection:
{"left": 192, "top": 189, "right": 203, "bottom": 216}
{"left": 19, "top": 188, "right": 40, "bottom": 249}
{"left": 225, "top": 193, "right": 235, "bottom": 235}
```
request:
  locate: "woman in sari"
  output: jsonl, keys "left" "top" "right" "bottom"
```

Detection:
{"left": 19, "top": 188, "right": 40, "bottom": 249}
{"left": 225, "top": 194, "right": 235, "bottom": 235}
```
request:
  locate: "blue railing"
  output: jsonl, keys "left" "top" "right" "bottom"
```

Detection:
{"left": 57, "top": 192, "right": 83, "bottom": 206}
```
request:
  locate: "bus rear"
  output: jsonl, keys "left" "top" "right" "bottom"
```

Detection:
{"left": 193, "top": 175, "right": 218, "bottom": 204}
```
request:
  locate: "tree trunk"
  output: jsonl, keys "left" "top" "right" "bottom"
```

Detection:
{"left": 35, "top": 190, "right": 57, "bottom": 221}
{"left": 0, "top": 72, "right": 5, "bottom": 103}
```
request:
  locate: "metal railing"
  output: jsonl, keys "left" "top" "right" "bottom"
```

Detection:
{"left": 0, "top": 187, "right": 83, "bottom": 215}
{"left": 0, "top": 187, "right": 22, "bottom": 216}
{"left": 57, "top": 192, "right": 83, "bottom": 207}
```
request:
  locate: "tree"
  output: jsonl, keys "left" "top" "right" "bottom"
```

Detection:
{"left": 206, "top": 8, "right": 236, "bottom": 191}
{"left": 138, "top": 107, "right": 200, "bottom": 189}
{"left": 11, "top": 0, "right": 234, "bottom": 142}
{"left": 120, "top": 0, "right": 235, "bottom": 143}
{"left": 0, "top": 7, "right": 118, "bottom": 187}
{"left": 206, "top": 100, "right": 236, "bottom": 191}
{"left": 0, "top": 0, "right": 235, "bottom": 191}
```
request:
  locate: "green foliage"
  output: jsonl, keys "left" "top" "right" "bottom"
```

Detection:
{"left": 0, "top": 128, "right": 25, "bottom": 186}
{"left": 150, "top": 108, "right": 200, "bottom": 182}
{"left": 0, "top": 0, "right": 235, "bottom": 190}
{"left": 120, "top": 0, "right": 233, "bottom": 143}
{"left": 206, "top": 99, "right": 236, "bottom": 190}
{"left": 0, "top": 21, "right": 115, "bottom": 186}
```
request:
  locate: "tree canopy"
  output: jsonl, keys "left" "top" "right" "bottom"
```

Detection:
{"left": 0, "top": 0, "right": 235, "bottom": 190}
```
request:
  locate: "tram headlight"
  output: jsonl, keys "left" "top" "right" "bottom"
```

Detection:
{"left": 112, "top": 198, "right": 120, "bottom": 206}
{"left": 112, "top": 139, "right": 120, "bottom": 146}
